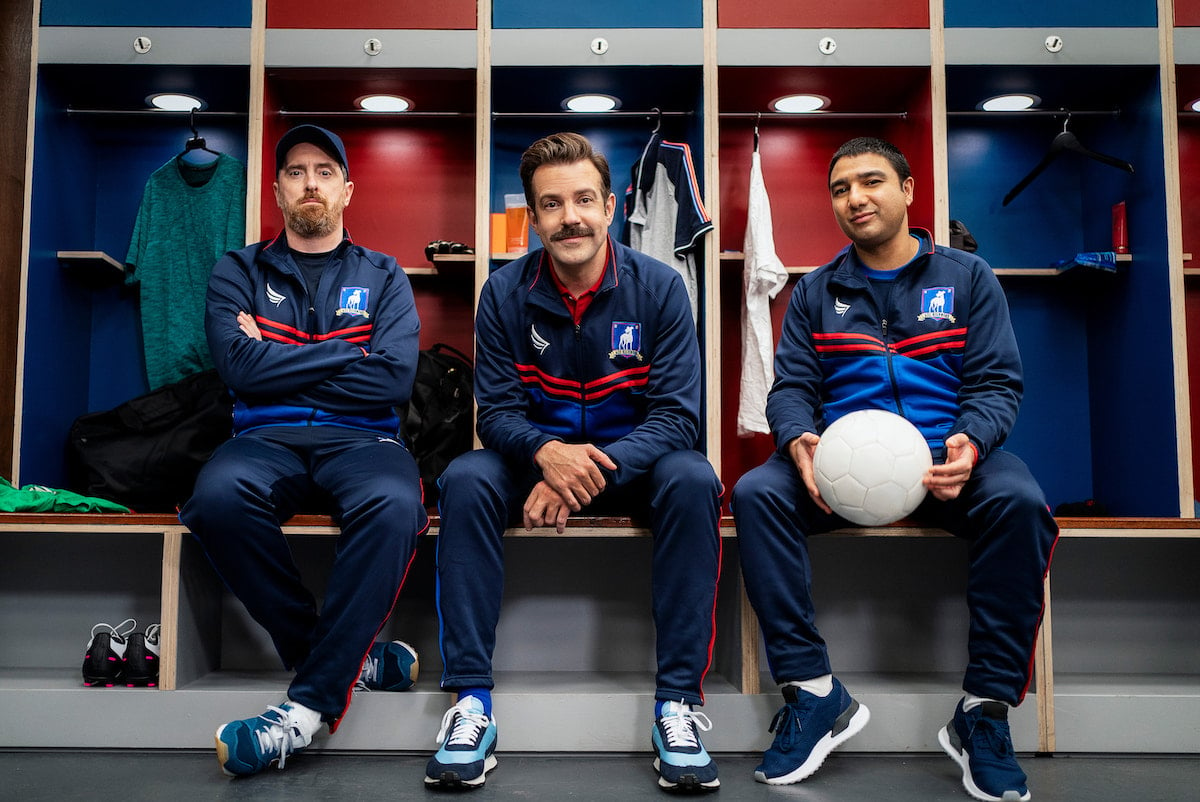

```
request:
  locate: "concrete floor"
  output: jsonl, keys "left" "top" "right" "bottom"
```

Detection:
{"left": 4, "top": 749, "right": 1198, "bottom": 801}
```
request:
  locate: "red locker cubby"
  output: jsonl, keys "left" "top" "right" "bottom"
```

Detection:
{"left": 717, "top": 0, "right": 928, "bottom": 30}
{"left": 267, "top": 0, "right": 476, "bottom": 30}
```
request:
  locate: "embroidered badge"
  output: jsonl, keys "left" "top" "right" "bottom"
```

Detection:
{"left": 609, "top": 322, "right": 644, "bottom": 361}
{"left": 917, "top": 287, "right": 956, "bottom": 323}
{"left": 530, "top": 324, "right": 550, "bottom": 355}
{"left": 337, "top": 286, "right": 370, "bottom": 318}
{"left": 266, "top": 283, "right": 286, "bottom": 307}
{"left": 834, "top": 297, "right": 850, "bottom": 317}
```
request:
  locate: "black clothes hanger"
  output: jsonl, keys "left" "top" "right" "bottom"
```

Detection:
{"left": 650, "top": 107, "right": 663, "bottom": 135}
{"left": 1002, "top": 113, "right": 1134, "bottom": 206}
{"left": 753, "top": 112, "right": 761, "bottom": 153}
{"left": 178, "top": 108, "right": 221, "bottom": 164}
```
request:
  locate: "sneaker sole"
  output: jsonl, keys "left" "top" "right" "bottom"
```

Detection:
{"left": 937, "top": 725, "right": 1031, "bottom": 802}
{"left": 423, "top": 754, "right": 498, "bottom": 789}
{"left": 652, "top": 758, "right": 720, "bottom": 793}
{"left": 754, "top": 700, "right": 871, "bottom": 785}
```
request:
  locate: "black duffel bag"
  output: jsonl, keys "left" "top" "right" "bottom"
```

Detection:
{"left": 66, "top": 369, "right": 233, "bottom": 511}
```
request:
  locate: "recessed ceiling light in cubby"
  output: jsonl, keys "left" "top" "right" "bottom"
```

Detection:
{"left": 490, "top": 66, "right": 702, "bottom": 117}
{"left": 717, "top": 66, "right": 926, "bottom": 116}
{"left": 770, "top": 94, "right": 830, "bottom": 114}
{"left": 266, "top": 68, "right": 475, "bottom": 117}
{"left": 41, "top": 64, "right": 250, "bottom": 115}
{"left": 563, "top": 94, "right": 622, "bottom": 113}
{"left": 146, "top": 93, "right": 206, "bottom": 112}
{"left": 979, "top": 94, "right": 1040, "bottom": 112}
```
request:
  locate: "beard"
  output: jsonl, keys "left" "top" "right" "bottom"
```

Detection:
{"left": 284, "top": 194, "right": 341, "bottom": 238}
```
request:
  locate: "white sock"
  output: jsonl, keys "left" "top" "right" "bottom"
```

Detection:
{"left": 283, "top": 700, "right": 325, "bottom": 738}
{"left": 786, "top": 674, "right": 834, "bottom": 697}
{"left": 962, "top": 693, "right": 1003, "bottom": 712}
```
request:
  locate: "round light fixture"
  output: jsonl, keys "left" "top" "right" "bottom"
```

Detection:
{"left": 357, "top": 94, "right": 412, "bottom": 112}
{"left": 979, "top": 93, "right": 1040, "bottom": 112}
{"left": 1190, "top": 98, "right": 1200, "bottom": 112}
{"left": 563, "top": 93, "right": 621, "bottom": 113}
{"left": 770, "top": 94, "right": 829, "bottom": 114}
{"left": 146, "top": 93, "right": 205, "bottom": 112}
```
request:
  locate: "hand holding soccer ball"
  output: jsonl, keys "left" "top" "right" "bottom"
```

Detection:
{"left": 811, "top": 409, "right": 933, "bottom": 526}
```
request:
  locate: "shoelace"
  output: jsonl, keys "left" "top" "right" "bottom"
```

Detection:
{"left": 970, "top": 716, "right": 1015, "bottom": 758}
{"left": 89, "top": 618, "right": 137, "bottom": 648}
{"left": 355, "top": 654, "right": 379, "bottom": 692}
{"left": 660, "top": 704, "right": 713, "bottom": 750}
{"left": 144, "top": 623, "right": 161, "bottom": 647}
{"left": 767, "top": 697, "right": 816, "bottom": 750}
{"left": 255, "top": 705, "right": 307, "bottom": 770}
{"left": 436, "top": 702, "right": 491, "bottom": 748}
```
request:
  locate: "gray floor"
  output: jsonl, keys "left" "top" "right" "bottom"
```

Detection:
{"left": 3, "top": 750, "right": 1198, "bottom": 801}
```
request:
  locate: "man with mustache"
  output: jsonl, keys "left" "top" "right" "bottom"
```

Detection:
{"left": 181, "top": 125, "right": 428, "bottom": 777}
{"left": 426, "top": 132, "right": 723, "bottom": 793}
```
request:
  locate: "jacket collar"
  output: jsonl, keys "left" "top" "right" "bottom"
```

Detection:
{"left": 525, "top": 236, "right": 620, "bottom": 316}
{"left": 829, "top": 227, "right": 934, "bottom": 291}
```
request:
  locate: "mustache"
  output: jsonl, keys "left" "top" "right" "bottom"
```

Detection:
{"left": 550, "top": 225, "right": 593, "bottom": 242}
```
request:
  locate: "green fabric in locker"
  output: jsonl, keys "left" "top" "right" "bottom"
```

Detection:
{"left": 0, "top": 477, "right": 129, "bottom": 514}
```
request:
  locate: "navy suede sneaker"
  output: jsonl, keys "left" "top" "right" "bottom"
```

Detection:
{"left": 938, "top": 699, "right": 1031, "bottom": 802}
{"left": 754, "top": 678, "right": 870, "bottom": 785}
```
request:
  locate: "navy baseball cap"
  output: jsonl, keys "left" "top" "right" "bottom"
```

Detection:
{"left": 275, "top": 124, "right": 349, "bottom": 178}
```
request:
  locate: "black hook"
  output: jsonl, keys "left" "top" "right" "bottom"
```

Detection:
{"left": 651, "top": 107, "right": 662, "bottom": 134}
{"left": 754, "top": 112, "right": 761, "bottom": 152}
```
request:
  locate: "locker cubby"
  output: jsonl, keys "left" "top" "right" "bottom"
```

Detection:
{"left": 944, "top": 0, "right": 1157, "bottom": 29}
{"left": 261, "top": 67, "right": 478, "bottom": 354}
{"left": 40, "top": 0, "right": 251, "bottom": 28}
{"left": 715, "top": 65, "right": 934, "bottom": 494}
{"left": 946, "top": 63, "right": 1176, "bottom": 516}
{"left": 22, "top": 63, "right": 250, "bottom": 491}
{"left": 266, "top": 0, "right": 477, "bottom": 30}
{"left": 717, "top": 0, "right": 928, "bottom": 30}
{"left": 1178, "top": 65, "right": 1200, "bottom": 503}
{"left": 488, "top": 65, "right": 706, "bottom": 258}
{"left": 492, "top": 0, "right": 701, "bottom": 30}
{"left": 1046, "top": 537, "right": 1200, "bottom": 752}
{"left": 0, "top": 530, "right": 163, "bottom": 686}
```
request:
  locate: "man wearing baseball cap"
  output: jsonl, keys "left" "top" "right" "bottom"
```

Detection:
{"left": 181, "top": 125, "right": 428, "bottom": 776}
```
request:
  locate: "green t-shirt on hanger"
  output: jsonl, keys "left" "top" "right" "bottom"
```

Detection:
{"left": 125, "top": 153, "right": 246, "bottom": 389}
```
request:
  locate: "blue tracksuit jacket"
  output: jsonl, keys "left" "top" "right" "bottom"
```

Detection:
{"left": 205, "top": 231, "right": 421, "bottom": 436}
{"left": 474, "top": 238, "right": 702, "bottom": 485}
{"left": 768, "top": 229, "right": 1023, "bottom": 461}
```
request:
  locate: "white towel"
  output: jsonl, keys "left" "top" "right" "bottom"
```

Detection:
{"left": 737, "top": 151, "right": 789, "bottom": 437}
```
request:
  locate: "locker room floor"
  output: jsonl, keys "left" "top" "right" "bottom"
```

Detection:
{"left": 4, "top": 749, "right": 1197, "bottom": 801}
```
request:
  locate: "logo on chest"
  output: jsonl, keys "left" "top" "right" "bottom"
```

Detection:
{"left": 337, "top": 286, "right": 370, "bottom": 318}
{"left": 609, "top": 321, "right": 644, "bottom": 361}
{"left": 917, "top": 287, "right": 955, "bottom": 323}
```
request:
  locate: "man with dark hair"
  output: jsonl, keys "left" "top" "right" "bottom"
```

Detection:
{"left": 732, "top": 136, "right": 1057, "bottom": 802}
{"left": 182, "top": 124, "right": 428, "bottom": 777}
{"left": 426, "top": 132, "right": 723, "bottom": 793}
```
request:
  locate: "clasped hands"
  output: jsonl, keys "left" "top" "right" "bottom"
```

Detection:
{"left": 524, "top": 440, "right": 617, "bottom": 534}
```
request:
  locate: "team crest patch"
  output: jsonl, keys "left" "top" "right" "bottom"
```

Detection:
{"left": 609, "top": 321, "right": 644, "bottom": 361}
{"left": 337, "top": 286, "right": 370, "bottom": 318}
{"left": 917, "top": 287, "right": 955, "bottom": 323}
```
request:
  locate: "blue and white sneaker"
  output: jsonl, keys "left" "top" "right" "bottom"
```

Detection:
{"left": 355, "top": 640, "right": 419, "bottom": 692}
{"left": 424, "top": 696, "right": 498, "bottom": 789}
{"left": 754, "top": 679, "right": 870, "bottom": 785}
{"left": 651, "top": 701, "right": 720, "bottom": 793}
{"left": 214, "top": 702, "right": 319, "bottom": 776}
{"left": 938, "top": 699, "right": 1031, "bottom": 802}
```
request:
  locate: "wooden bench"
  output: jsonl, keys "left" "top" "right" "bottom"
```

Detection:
{"left": 3, "top": 511, "right": 1197, "bottom": 754}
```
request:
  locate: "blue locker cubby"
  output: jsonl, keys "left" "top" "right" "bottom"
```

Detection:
{"left": 493, "top": 0, "right": 701, "bottom": 29}
{"left": 947, "top": 65, "right": 1175, "bottom": 515}
{"left": 944, "top": 0, "right": 1156, "bottom": 29}
{"left": 22, "top": 64, "right": 249, "bottom": 491}
{"left": 40, "top": 0, "right": 252, "bottom": 27}
{"left": 489, "top": 66, "right": 705, "bottom": 249}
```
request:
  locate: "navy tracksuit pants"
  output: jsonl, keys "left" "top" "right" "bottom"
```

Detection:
{"left": 179, "top": 426, "right": 428, "bottom": 726}
{"left": 731, "top": 448, "right": 1057, "bottom": 706}
{"left": 435, "top": 448, "right": 723, "bottom": 705}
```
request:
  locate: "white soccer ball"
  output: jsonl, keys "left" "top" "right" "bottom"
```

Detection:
{"left": 812, "top": 409, "right": 933, "bottom": 526}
